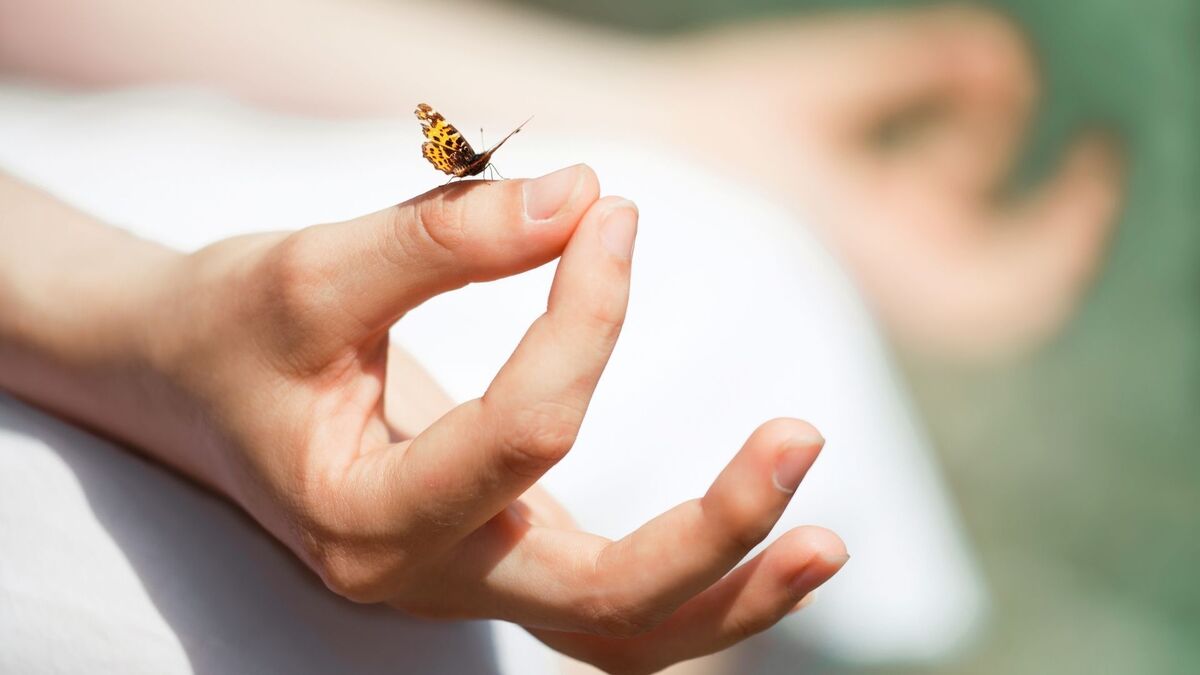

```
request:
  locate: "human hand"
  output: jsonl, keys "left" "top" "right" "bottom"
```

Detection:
{"left": 0, "top": 0, "right": 1123, "bottom": 360}
{"left": 101, "top": 166, "right": 846, "bottom": 673}
{"left": 658, "top": 5, "right": 1124, "bottom": 360}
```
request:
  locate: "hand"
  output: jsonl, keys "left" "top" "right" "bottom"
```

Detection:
{"left": 0, "top": 0, "right": 1123, "bottom": 362}
{"left": 77, "top": 165, "right": 846, "bottom": 673}
{"left": 658, "top": 5, "right": 1124, "bottom": 360}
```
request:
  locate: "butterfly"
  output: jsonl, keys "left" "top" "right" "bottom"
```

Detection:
{"left": 415, "top": 103, "right": 531, "bottom": 178}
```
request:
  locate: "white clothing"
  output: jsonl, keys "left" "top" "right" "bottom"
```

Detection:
{"left": 0, "top": 84, "right": 984, "bottom": 674}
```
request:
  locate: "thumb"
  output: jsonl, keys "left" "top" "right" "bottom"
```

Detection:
{"left": 278, "top": 164, "right": 599, "bottom": 338}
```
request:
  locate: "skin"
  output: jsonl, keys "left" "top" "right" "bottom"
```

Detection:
{"left": 0, "top": 1, "right": 1125, "bottom": 672}
{"left": 0, "top": 167, "right": 848, "bottom": 675}
{"left": 659, "top": 7, "right": 1124, "bottom": 360}
{"left": 0, "top": 1, "right": 1124, "bottom": 360}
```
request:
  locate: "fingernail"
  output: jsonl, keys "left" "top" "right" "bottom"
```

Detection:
{"left": 788, "top": 590, "right": 818, "bottom": 614}
{"left": 788, "top": 553, "right": 849, "bottom": 597}
{"left": 771, "top": 433, "right": 825, "bottom": 494}
{"left": 523, "top": 165, "right": 580, "bottom": 221}
{"left": 600, "top": 202, "right": 638, "bottom": 260}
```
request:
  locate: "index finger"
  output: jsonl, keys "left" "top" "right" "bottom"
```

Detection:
{"left": 365, "top": 196, "right": 638, "bottom": 548}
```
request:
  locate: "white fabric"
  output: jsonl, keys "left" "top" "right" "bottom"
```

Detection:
{"left": 0, "top": 84, "right": 985, "bottom": 673}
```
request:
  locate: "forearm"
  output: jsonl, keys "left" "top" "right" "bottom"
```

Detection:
{"left": 0, "top": 174, "right": 215, "bottom": 484}
{"left": 0, "top": 0, "right": 667, "bottom": 128}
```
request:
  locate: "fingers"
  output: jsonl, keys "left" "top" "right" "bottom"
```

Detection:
{"left": 882, "top": 132, "right": 1124, "bottom": 360}
{"left": 350, "top": 196, "right": 637, "bottom": 546}
{"left": 984, "top": 132, "right": 1124, "bottom": 347}
{"left": 897, "top": 7, "right": 1037, "bottom": 198}
{"left": 532, "top": 527, "right": 848, "bottom": 675}
{"left": 1010, "top": 132, "right": 1124, "bottom": 264}
{"left": 587, "top": 419, "right": 825, "bottom": 622}
{"left": 274, "top": 164, "right": 600, "bottom": 338}
{"left": 427, "top": 420, "right": 825, "bottom": 635}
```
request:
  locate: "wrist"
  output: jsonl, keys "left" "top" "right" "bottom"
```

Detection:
{"left": 0, "top": 175, "right": 230, "bottom": 488}
{"left": 0, "top": 219, "right": 184, "bottom": 431}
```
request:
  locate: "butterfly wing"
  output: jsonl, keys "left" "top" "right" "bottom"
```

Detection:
{"left": 415, "top": 103, "right": 478, "bottom": 176}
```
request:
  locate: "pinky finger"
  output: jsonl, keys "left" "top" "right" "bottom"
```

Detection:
{"left": 532, "top": 526, "right": 848, "bottom": 675}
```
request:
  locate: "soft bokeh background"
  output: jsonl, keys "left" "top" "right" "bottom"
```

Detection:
{"left": 0, "top": 0, "right": 1194, "bottom": 672}
{"left": 511, "top": 0, "right": 1200, "bottom": 672}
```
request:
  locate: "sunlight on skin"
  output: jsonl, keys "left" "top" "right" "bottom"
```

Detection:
{"left": 0, "top": 167, "right": 847, "bottom": 674}
{"left": 0, "top": 3, "right": 1126, "bottom": 673}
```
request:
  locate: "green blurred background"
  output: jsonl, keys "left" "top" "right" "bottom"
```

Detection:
{"left": 516, "top": 1, "right": 1198, "bottom": 672}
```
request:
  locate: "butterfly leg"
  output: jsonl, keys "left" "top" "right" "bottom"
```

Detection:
{"left": 488, "top": 164, "right": 509, "bottom": 181}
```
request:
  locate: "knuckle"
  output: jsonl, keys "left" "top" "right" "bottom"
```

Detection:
{"left": 588, "top": 599, "right": 660, "bottom": 639}
{"left": 292, "top": 488, "right": 411, "bottom": 605}
{"left": 403, "top": 192, "right": 467, "bottom": 256}
{"left": 500, "top": 401, "right": 582, "bottom": 478}
{"left": 726, "top": 609, "right": 772, "bottom": 642}
{"left": 581, "top": 586, "right": 667, "bottom": 639}
{"left": 310, "top": 545, "right": 392, "bottom": 604}
{"left": 260, "top": 230, "right": 336, "bottom": 324}
{"left": 582, "top": 301, "right": 626, "bottom": 345}
{"left": 704, "top": 491, "right": 775, "bottom": 553}
{"left": 304, "top": 531, "right": 417, "bottom": 604}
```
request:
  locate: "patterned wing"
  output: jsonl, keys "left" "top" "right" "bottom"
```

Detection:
{"left": 415, "top": 103, "right": 478, "bottom": 176}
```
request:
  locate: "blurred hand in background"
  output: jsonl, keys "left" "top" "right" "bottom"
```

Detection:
{"left": 0, "top": 2, "right": 1134, "bottom": 674}
{"left": 0, "top": 0, "right": 1125, "bottom": 362}
{"left": 658, "top": 6, "right": 1124, "bottom": 360}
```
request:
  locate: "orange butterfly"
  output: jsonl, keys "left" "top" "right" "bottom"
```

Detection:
{"left": 415, "top": 103, "right": 531, "bottom": 178}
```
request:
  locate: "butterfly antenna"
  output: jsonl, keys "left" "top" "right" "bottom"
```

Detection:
{"left": 482, "top": 115, "right": 533, "bottom": 157}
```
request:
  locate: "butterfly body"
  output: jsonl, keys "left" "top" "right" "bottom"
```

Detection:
{"left": 415, "top": 103, "right": 529, "bottom": 177}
